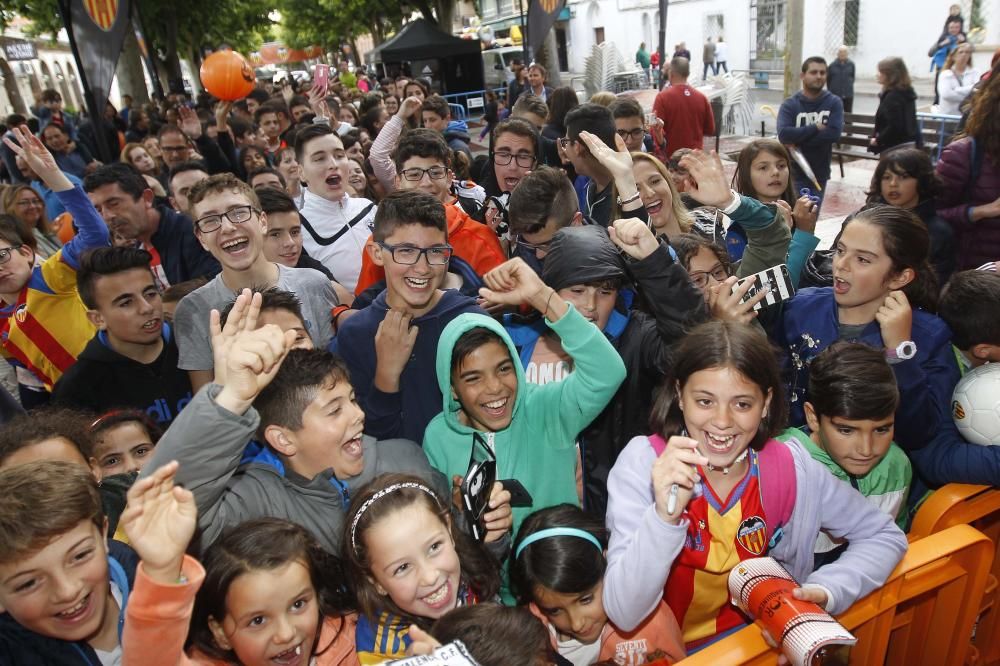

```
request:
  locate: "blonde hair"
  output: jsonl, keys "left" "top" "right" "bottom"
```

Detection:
{"left": 944, "top": 43, "right": 975, "bottom": 71}
{"left": 631, "top": 152, "right": 692, "bottom": 233}
{"left": 2, "top": 184, "right": 53, "bottom": 235}
{"left": 589, "top": 91, "right": 617, "bottom": 107}
{"left": 187, "top": 172, "right": 261, "bottom": 218}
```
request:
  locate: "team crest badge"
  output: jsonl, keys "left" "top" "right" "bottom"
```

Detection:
{"left": 736, "top": 516, "right": 767, "bottom": 555}
{"left": 84, "top": 0, "right": 120, "bottom": 31}
{"left": 14, "top": 304, "right": 27, "bottom": 324}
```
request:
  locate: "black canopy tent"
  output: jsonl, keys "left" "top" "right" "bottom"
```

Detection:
{"left": 367, "top": 19, "right": 485, "bottom": 95}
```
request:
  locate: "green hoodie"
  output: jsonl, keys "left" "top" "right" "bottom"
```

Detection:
{"left": 423, "top": 305, "right": 626, "bottom": 538}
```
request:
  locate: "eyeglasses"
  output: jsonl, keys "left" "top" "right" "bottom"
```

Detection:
{"left": 377, "top": 241, "right": 453, "bottom": 265}
{"left": 688, "top": 264, "right": 730, "bottom": 289}
{"left": 195, "top": 205, "right": 258, "bottom": 234}
{"left": 493, "top": 151, "right": 535, "bottom": 168}
{"left": 15, "top": 198, "right": 42, "bottom": 208}
{"left": 400, "top": 166, "right": 447, "bottom": 181}
{"left": 0, "top": 244, "right": 24, "bottom": 265}
{"left": 616, "top": 128, "right": 646, "bottom": 141}
{"left": 160, "top": 145, "right": 189, "bottom": 153}
{"left": 557, "top": 137, "right": 577, "bottom": 149}
{"left": 513, "top": 235, "right": 554, "bottom": 254}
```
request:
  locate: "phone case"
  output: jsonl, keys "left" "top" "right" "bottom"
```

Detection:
{"left": 461, "top": 459, "right": 496, "bottom": 541}
{"left": 314, "top": 64, "right": 329, "bottom": 91}
{"left": 733, "top": 264, "right": 795, "bottom": 312}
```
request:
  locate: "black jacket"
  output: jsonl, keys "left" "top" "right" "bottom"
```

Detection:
{"left": 512, "top": 232, "right": 707, "bottom": 515}
{"left": 0, "top": 541, "right": 138, "bottom": 665}
{"left": 827, "top": 58, "right": 856, "bottom": 99}
{"left": 150, "top": 204, "right": 221, "bottom": 285}
{"left": 873, "top": 87, "right": 920, "bottom": 154}
{"left": 52, "top": 327, "right": 193, "bottom": 426}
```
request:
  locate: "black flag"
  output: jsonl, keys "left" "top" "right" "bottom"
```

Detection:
{"left": 526, "top": 0, "right": 567, "bottom": 58}
{"left": 57, "top": 0, "right": 131, "bottom": 161}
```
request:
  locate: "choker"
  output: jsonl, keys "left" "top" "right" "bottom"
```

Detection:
{"left": 705, "top": 450, "right": 749, "bottom": 475}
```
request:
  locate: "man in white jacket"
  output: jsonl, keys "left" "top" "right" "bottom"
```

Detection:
{"left": 296, "top": 123, "right": 376, "bottom": 292}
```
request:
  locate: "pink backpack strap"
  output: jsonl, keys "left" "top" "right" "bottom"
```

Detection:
{"left": 757, "top": 439, "right": 796, "bottom": 529}
{"left": 648, "top": 433, "right": 667, "bottom": 456}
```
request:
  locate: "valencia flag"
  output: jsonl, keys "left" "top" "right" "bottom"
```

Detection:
{"left": 526, "top": 0, "right": 566, "bottom": 57}
{"left": 57, "top": 0, "right": 131, "bottom": 161}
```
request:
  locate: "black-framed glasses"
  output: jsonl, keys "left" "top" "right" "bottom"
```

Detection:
{"left": 492, "top": 151, "right": 535, "bottom": 168}
{"left": 195, "top": 205, "right": 258, "bottom": 234}
{"left": 159, "top": 145, "right": 190, "bottom": 154}
{"left": 513, "top": 235, "right": 553, "bottom": 254}
{"left": 689, "top": 264, "right": 730, "bottom": 289}
{"left": 400, "top": 165, "right": 447, "bottom": 181}
{"left": 377, "top": 241, "right": 453, "bottom": 265}
{"left": 0, "top": 244, "right": 24, "bottom": 265}
{"left": 616, "top": 128, "right": 646, "bottom": 141}
{"left": 557, "top": 137, "right": 577, "bottom": 150}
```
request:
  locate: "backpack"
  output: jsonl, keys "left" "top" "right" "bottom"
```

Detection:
{"left": 647, "top": 434, "right": 797, "bottom": 547}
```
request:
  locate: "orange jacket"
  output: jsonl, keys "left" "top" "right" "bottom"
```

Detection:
{"left": 123, "top": 555, "right": 358, "bottom": 666}
{"left": 354, "top": 204, "right": 505, "bottom": 295}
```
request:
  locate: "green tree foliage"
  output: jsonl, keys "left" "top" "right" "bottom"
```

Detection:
{"left": 277, "top": 0, "right": 406, "bottom": 49}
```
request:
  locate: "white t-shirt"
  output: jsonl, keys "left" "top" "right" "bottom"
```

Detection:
{"left": 715, "top": 41, "right": 729, "bottom": 62}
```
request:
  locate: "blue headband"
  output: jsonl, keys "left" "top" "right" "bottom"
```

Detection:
{"left": 515, "top": 527, "right": 603, "bottom": 559}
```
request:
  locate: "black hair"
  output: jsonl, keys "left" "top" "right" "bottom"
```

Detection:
{"left": 507, "top": 165, "right": 579, "bottom": 235}
{"left": 156, "top": 123, "right": 188, "bottom": 143}
{"left": 360, "top": 106, "right": 386, "bottom": 137}
{"left": 666, "top": 232, "right": 732, "bottom": 275}
{"left": 802, "top": 56, "right": 828, "bottom": 72}
{"left": 430, "top": 604, "right": 551, "bottom": 666}
{"left": 89, "top": 409, "right": 164, "bottom": 453}
{"left": 161, "top": 277, "right": 207, "bottom": 304}
{"left": 393, "top": 128, "right": 451, "bottom": 171}
{"left": 420, "top": 94, "right": 451, "bottom": 119}
{"left": 842, "top": 205, "right": 939, "bottom": 311}
{"left": 228, "top": 116, "right": 254, "bottom": 141}
{"left": 247, "top": 165, "right": 287, "bottom": 189}
{"left": 511, "top": 504, "right": 607, "bottom": 606}
{"left": 0, "top": 409, "right": 91, "bottom": 466}
{"left": 449, "top": 326, "right": 510, "bottom": 378}
{"left": 359, "top": 92, "right": 384, "bottom": 115}
{"left": 0, "top": 213, "right": 34, "bottom": 250}
{"left": 254, "top": 100, "right": 289, "bottom": 124}
{"left": 609, "top": 96, "right": 643, "bottom": 120}
{"left": 649, "top": 321, "right": 787, "bottom": 450}
{"left": 189, "top": 518, "right": 356, "bottom": 661}
{"left": 866, "top": 148, "right": 940, "bottom": 204}
{"left": 254, "top": 186, "right": 298, "bottom": 215}
{"left": 288, "top": 94, "right": 310, "bottom": 110}
{"left": 565, "top": 103, "right": 616, "bottom": 149}
{"left": 294, "top": 123, "right": 338, "bottom": 163}
{"left": 254, "top": 348, "right": 350, "bottom": 437}
{"left": 167, "top": 160, "right": 209, "bottom": 187}
{"left": 83, "top": 162, "right": 148, "bottom": 198}
{"left": 547, "top": 86, "right": 580, "bottom": 129}
{"left": 939, "top": 270, "right": 1000, "bottom": 350}
{"left": 372, "top": 189, "right": 447, "bottom": 243}
{"left": 807, "top": 342, "right": 899, "bottom": 421}
{"left": 220, "top": 286, "right": 306, "bottom": 331}
{"left": 76, "top": 246, "right": 155, "bottom": 310}
{"left": 247, "top": 88, "right": 270, "bottom": 104}
{"left": 491, "top": 117, "right": 539, "bottom": 157}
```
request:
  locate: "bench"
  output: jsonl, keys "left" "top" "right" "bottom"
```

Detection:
{"left": 833, "top": 111, "right": 962, "bottom": 177}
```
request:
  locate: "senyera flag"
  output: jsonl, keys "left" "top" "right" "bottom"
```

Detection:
{"left": 526, "top": 0, "right": 567, "bottom": 57}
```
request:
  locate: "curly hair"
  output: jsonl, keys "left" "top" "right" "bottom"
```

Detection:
{"left": 961, "top": 59, "right": 1000, "bottom": 163}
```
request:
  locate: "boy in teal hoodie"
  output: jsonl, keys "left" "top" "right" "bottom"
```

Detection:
{"left": 423, "top": 257, "right": 626, "bottom": 542}
{"left": 778, "top": 341, "right": 911, "bottom": 567}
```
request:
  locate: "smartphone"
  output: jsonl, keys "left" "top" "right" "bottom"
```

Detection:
{"left": 733, "top": 264, "right": 795, "bottom": 312}
{"left": 313, "top": 64, "right": 330, "bottom": 94}
{"left": 501, "top": 478, "right": 533, "bottom": 508}
{"left": 644, "top": 111, "right": 658, "bottom": 125}
{"left": 461, "top": 457, "right": 497, "bottom": 541}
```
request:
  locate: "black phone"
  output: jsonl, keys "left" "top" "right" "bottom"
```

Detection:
{"left": 461, "top": 450, "right": 496, "bottom": 542}
{"left": 733, "top": 264, "right": 795, "bottom": 312}
{"left": 500, "top": 478, "right": 533, "bottom": 508}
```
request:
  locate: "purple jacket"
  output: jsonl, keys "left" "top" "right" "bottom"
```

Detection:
{"left": 603, "top": 436, "right": 907, "bottom": 631}
{"left": 935, "top": 136, "right": 1000, "bottom": 270}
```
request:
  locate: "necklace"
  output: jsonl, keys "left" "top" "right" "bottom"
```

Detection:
{"left": 705, "top": 450, "right": 749, "bottom": 475}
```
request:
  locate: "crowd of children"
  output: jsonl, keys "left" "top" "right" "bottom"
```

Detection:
{"left": 1, "top": 55, "right": 999, "bottom": 666}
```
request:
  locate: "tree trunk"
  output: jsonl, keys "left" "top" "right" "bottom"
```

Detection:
{"left": 411, "top": 0, "right": 438, "bottom": 25}
{"left": 116, "top": 29, "right": 150, "bottom": 105}
{"left": 163, "top": 12, "right": 185, "bottom": 94}
{"left": 435, "top": 0, "right": 455, "bottom": 33}
{"left": 539, "top": 30, "right": 562, "bottom": 86}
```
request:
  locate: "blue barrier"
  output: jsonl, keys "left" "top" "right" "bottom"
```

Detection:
{"left": 442, "top": 88, "right": 507, "bottom": 121}
{"left": 917, "top": 111, "right": 962, "bottom": 163}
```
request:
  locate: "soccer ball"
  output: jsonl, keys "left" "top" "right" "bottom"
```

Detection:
{"left": 952, "top": 364, "right": 1000, "bottom": 446}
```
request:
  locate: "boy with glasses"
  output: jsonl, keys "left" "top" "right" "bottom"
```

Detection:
{"left": 609, "top": 97, "right": 669, "bottom": 161}
{"left": 0, "top": 127, "right": 109, "bottom": 407}
{"left": 173, "top": 173, "right": 337, "bottom": 393}
{"left": 333, "top": 189, "right": 485, "bottom": 442}
{"left": 354, "top": 130, "right": 505, "bottom": 294}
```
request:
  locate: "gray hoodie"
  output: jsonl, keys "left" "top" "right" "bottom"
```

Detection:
{"left": 143, "top": 385, "right": 449, "bottom": 553}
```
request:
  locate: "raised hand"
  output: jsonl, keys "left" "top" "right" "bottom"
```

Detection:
{"left": 215, "top": 324, "right": 298, "bottom": 414}
{"left": 215, "top": 101, "right": 233, "bottom": 132}
{"left": 678, "top": 150, "right": 733, "bottom": 208}
{"left": 373, "top": 310, "right": 419, "bottom": 393}
{"left": 482, "top": 482, "right": 513, "bottom": 543}
{"left": 308, "top": 85, "right": 331, "bottom": 120}
{"left": 210, "top": 289, "right": 261, "bottom": 384}
{"left": 121, "top": 461, "right": 197, "bottom": 584}
{"left": 398, "top": 96, "right": 423, "bottom": 120}
{"left": 177, "top": 105, "right": 203, "bottom": 141}
{"left": 610, "top": 217, "right": 660, "bottom": 259}
{"left": 480, "top": 258, "right": 567, "bottom": 320}
{"left": 876, "top": 290, "right": 913, "bottom": 351}
{"left": 404, "top": 625, "right": 442, "bottom": 657}
{"left": 651, "top": 435, "right": 708, "bottom": 524}
{"left": 790, "top": 195, "right": 819, "bottom": 233}
{"left": 708, "top": 275, "right": 766, "bottom": 324}
{"left": 577, "top": 130, "right": 633, "bottom": 182}
{"left": 2, "top": 125, "right": 71, "bottom": 192}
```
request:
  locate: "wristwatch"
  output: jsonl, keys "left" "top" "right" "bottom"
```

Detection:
{"left": 885, "top": 340, "right": 917, "bottom": 360}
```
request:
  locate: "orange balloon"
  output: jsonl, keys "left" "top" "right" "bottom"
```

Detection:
{"left": 200, "top": 50, "right": 255, "bottom": 101}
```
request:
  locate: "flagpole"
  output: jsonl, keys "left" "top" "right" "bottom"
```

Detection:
{"left": 520, "top": 0, "right": 529, "bottom": 64}
{"left": 55, "top": 0, "right": 113, "bottom": 163}
{"left": 658, "top": 0, "right": 668, "bottom": 87}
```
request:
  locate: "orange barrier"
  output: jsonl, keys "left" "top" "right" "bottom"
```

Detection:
{"left": 675, "top": 524, "right": 993, "bottom": 666}
{"left": 909, "top": 484, "right": 1000, "bottom": 665}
